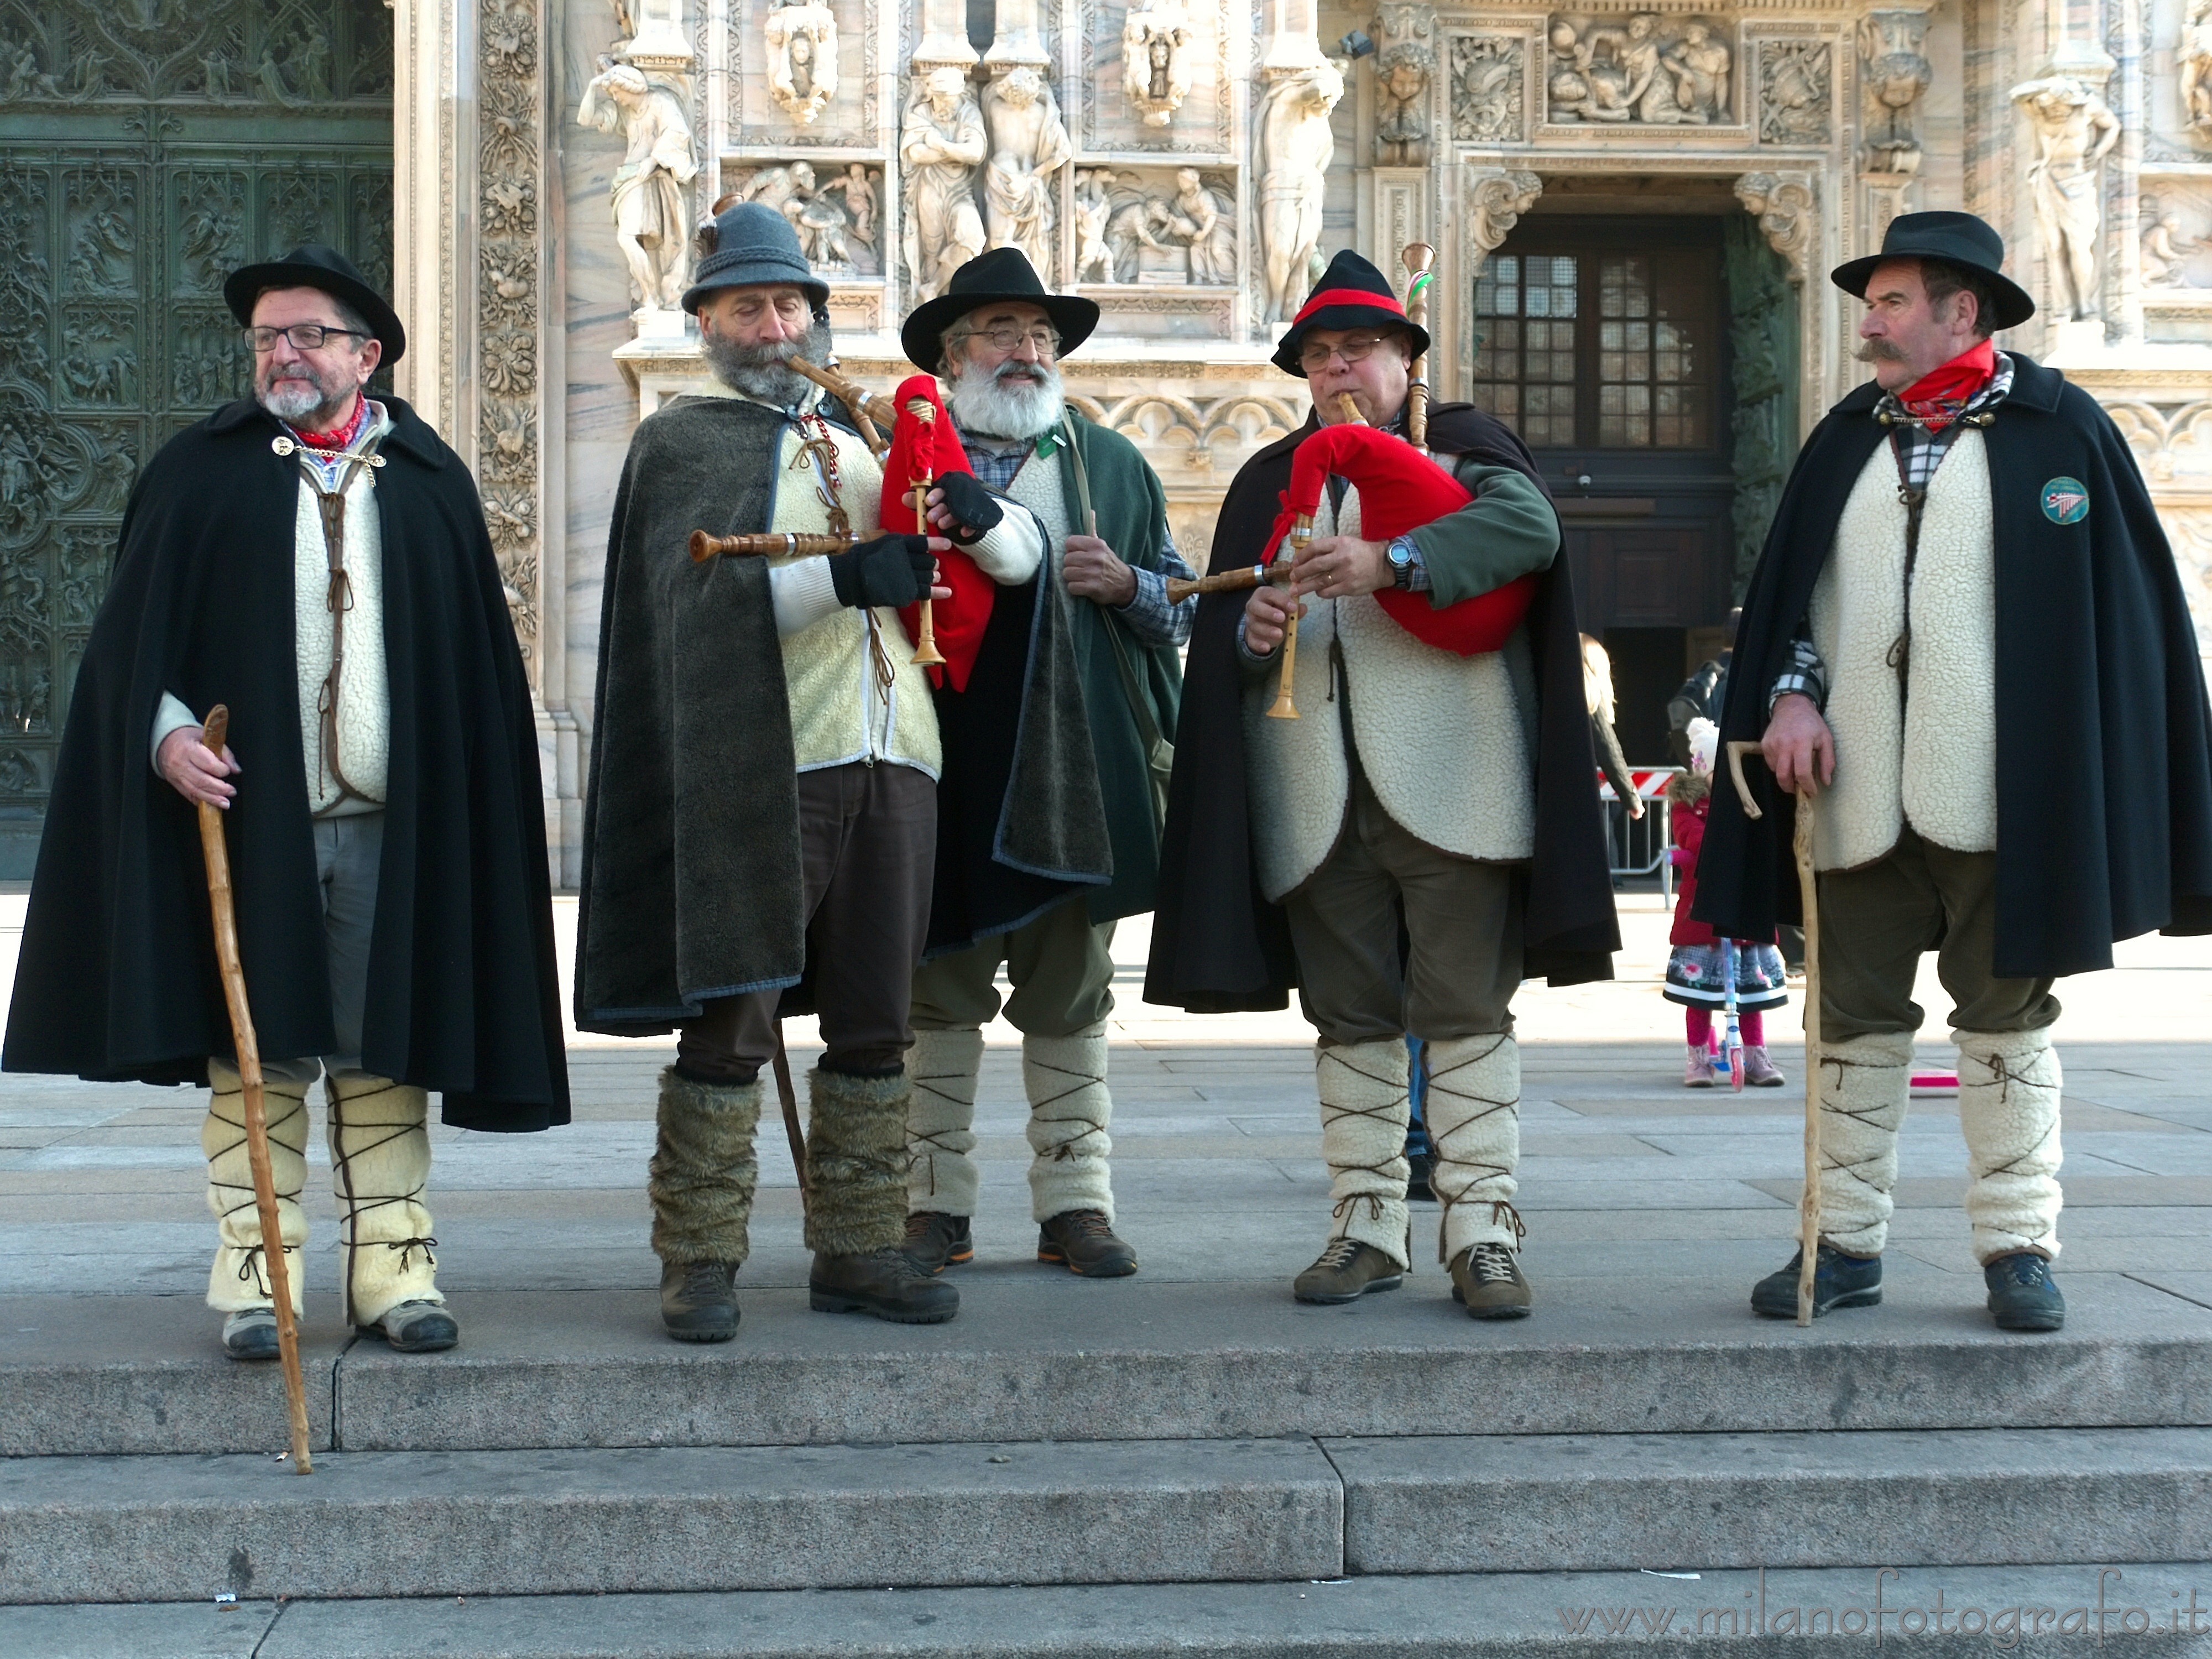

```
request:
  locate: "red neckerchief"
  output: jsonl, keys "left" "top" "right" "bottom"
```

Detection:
{"left": 288, "top": 395, "right": 368, "bottom": 453}
{"left": 1895, "top": 340, "right": 1995, "bottom": 433}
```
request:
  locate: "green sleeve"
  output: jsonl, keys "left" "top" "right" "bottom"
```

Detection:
{"left": 1404, "top": 463, "right": 1559, "bottom": 608}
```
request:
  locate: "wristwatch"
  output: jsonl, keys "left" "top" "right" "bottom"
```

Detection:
{"left": 1386, "top": 536, "right": 1417, "bottom": 588}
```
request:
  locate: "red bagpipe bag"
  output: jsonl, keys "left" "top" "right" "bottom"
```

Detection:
{"left": 1264, "top": 422, "right": 1538, "bottom": 656}
{"left": 879, "top": 374, "right": 994, "bottom": 691}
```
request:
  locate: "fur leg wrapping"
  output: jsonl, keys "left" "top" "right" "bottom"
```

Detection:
{"left": 202, "top": 1058, "right": 311, "bottom": 1314}
{"left": 806, "top": 1067, "right": 910, "bottom": 1256}
{"left": 1318, "top": 1039, "right": 1412, "bottom": 1269}
{"left": 906, "top": 1027, "right": 985, "bottom": 1218}
{"left": 1813, "top": 1031, "right": 1915, "bottom": 1258}
{"left": 1427, "top": 1034, "right": 1524, "bottom": 1263}
{"left": 650, "top": 1068, "right": 761, "bottom": 1267}
{"left": 1954, "top": 1026, "right": 2063, "bottom": 1264}
{"left": 326, "top": 1072, "right": 439, "bottom": 1327}
{"left": 1024, "top": 1021, "right": 1116, "bottom": 1225}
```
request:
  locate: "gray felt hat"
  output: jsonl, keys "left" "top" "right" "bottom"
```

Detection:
{"left": 681, "top": 201, "right": 829, "bottom": 314}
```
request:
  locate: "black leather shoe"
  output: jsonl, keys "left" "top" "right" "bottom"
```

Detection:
{"left": 811, "top": 1246, "right": 961, "bottom": 1323}
{"left": 660, "top": 1259, "right": 739, "bottom": 1342}
{"left": 1985, "top": 1251, "right": 2065, "bottom": 1332}
{"left": 1751, "top": 1242, "right": 1883, "bottom": 1318}
{"left": 902, "top": 1211, "right": 974, "bottom": 1274}
{"left": 1037, "top": 1210, "right": 1138, "bottom": 1277}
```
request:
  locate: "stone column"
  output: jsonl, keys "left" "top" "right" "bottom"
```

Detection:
{"left": 1261, "top": 0, "right": 1325, "bottom": 72}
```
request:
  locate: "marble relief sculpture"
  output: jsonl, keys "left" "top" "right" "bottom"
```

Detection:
{"left": 1374, "top": 48, "right": 1434, "bottom": 165}
{"left": 729, "top": 160, "right": 884, "bottom": 276}
{"left": 1547, "top": 13, "right": 1726, "bottom": 125}
{"left": 764, "top": 0, "right": 838, "bottom": 126}
{"left": 981, "top": 66, "right": 1072, "bottom": 276}
{"left": 1073, "top": 168, "right": 1117, "bottom": 283}
{"left": 1255, "top": 56, "right": 1343, "bottom": 323}
{"left": 1860, "top": 11, "right": 1931, "bottom": 174}
{"left": 1451, "top": 35, "right": 1524, "bottom": 144}
{"left": 2011, "top": 75, "right": 2120, "bottom": 320}
{"left": 2185, "top": 0, "right": 2212, "bottom": 144}
{"left": 577, "top": 60, "right": 699, "bottom": 314}
{"left": 1758, "top": 40, "right": 1830, "bottom": 144}
{"left": 1074, "top": 168, "right": 1237, "bottom": 284}
{"left": 902, "top": 67, "right": 989, "bottom": 299}
{"left": 1122, "top": 0, "right": 1195, "bottom": 127}
{"left": 2142, "top": 208, "right": 2202, "bottom": 286}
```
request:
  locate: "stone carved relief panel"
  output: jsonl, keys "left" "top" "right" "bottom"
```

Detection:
{"left": 1072, "top": 166, "right": 1236, "bottom": 285}
{"left": 1121, "top": 0, "right": 1194, "bottom": 128}
{"left": 0, "top": 0, "right": 393, "bottom": 107}
{"left": 1859, "top": 11, "right": 1928, "bottom": 174}
{"left": 1084, "top": 0, "right": 1234, "bottom": 154}
{"left": 1373, "top": 2, "right": 1437, "bottom": 167}
{"left": 2143, "top": 189, "right": 2212, "bottom": 291}
{"left": 726, "top": 160, "right": 887, "bottom": 277}
{"left": 1451, "top": 34, "right": 1526, "bottom": 145}
{"left": 1756, "top": 39, "right": 1829, "bottom": 145}
{"left": 2183, "top": 0, "right": 2212, "bottom": 151}
{"left": 1545, "top": 13, "right": 1734, "bottom": 127}
{"left": 728, "top": 0, "right": 873, "bottom": 145}
{"left": 479, "top": 0, "right": 544, "bottom": 665}
{"left": 764, "top": 0, "right": 837, "bottom": 125}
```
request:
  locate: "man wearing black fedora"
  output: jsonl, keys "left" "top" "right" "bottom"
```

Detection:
{"left": 4, "top": 245, "right": 570, "bottom": 1360}
{"left": 895, "top": 247, "right": 1191, "bottom": 1282}
{"left": 1697, "top": 210, "right": 2212, "bottom": 1332}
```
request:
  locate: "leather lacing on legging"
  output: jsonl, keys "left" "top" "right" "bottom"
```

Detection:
{"left": 904, "top": 1052, "right": 975, "bottom": 1198}
{"left": 208, "top": 1088, "right": 308, "bottom": 1296}
{"left": 1319, "top": 1042, "right": 1407, "bottom": 1233}
{"left": 1424, "top": 1033, "right": 1524, "bottom": 1263}
{"left": 1815, "top": 1047, "right": 1910, "bottom": 1215}
{"left": 328, "top": 1079, "right": 435, "bottom": 1319}
{"left": 1963, "top": 1042, "right": 2062, "bottom": 1251}
{"left": 1025, "top": 1041, "right": 1110, "bottom": 1165}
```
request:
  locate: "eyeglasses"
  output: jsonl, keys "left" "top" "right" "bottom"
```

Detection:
{"left": 955, "top": 325, "right": 1061, "bottom": 356}
{"left": 1300, "top": 333, "right": 1393, "bottom": 371}
{"left": 243, "top": 324, "right": 369, "bottom": 353}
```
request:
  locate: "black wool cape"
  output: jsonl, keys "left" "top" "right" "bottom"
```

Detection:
{"left": 3, "top": 398, "right": 570, "bottom": 1130}
{"left": 1693, "top": 354, "right": 2212, "bottom": 977}
{"left": 1144, "top": 404, "right": 1620, "bottom": 1013}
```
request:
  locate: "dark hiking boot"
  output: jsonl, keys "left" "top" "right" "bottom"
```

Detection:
{"left": 1293, "top": 1238, "right": 1404, "bottom": 1305}
{"left": 1037, "top": 1209, "right": 1139, "bottom": 1277}
{"left": 221, "top": 1307, "right": 280, "bottom": 1361}
{"left": 1985, "top": 1251, "right": 2065, "bottom": 1332}
{"left": 660, "top": 1260, "right": 739, "bottom": 1342}
{"left": 359, "top": 1299, "right": 459, "bottom": 1353}
{"left": 902, "top": 1211, "right": 974, "bottom": 1274}
{"left": 811, "top": 1246, "right": 961, "bottom": 1324}
{"left": 1449, "top": 1243, "right": 1533, "bottom": 1319}
{"left": 1751, "top": 1243, "right": 1883, "bottom": 1318}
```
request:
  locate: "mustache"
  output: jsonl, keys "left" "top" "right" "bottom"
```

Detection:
{"left": 1854, "top": 338, "right": 1908, "bottom": 363}
{"left": 994, "top": 362, "right": 1047, "bottom": 384}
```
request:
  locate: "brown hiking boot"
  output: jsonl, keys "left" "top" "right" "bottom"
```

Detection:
{"left": 902, "top": 1211, "right": 974, "bottom": 1274}
{"left": 1037, "top": 1209, "right": 1138, "bottom": 1277}
{"left": 810, "top": 1246, "right": 961, "bottom": 1324}
{"left": 660, "top": 1259, "right": 739, "bottom": 1342}
{"left": 1293, "top": 1238, "right": 1404, "bottom": 1305}
{"left": 1449, "top": 1243, "right": 1532, "bottom": 1320}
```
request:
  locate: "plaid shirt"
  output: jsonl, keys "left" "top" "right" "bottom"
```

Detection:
{"left": 956, "top": 423, "right": 1196, "bottom": 648}
{"left": 1767, "top": 352, "right": 2016, "bottom": 713}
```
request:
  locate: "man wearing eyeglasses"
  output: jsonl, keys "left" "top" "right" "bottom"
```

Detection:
{"left": 895, "top": 248, "right": 1193, "bottom": 1282}
{"left": 4, "top": 244, "right": 569, "bottom": 1362}
{"left": 1147, "top": 249, "right": 1618, "bottom": 1317}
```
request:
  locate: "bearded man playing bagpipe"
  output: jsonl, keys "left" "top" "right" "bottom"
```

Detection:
{"left": 1146, "top": 250, "right": 1618, "bottom": 1317}
{"left": 576, "top": 203, "right": 1043, "bottom": 1337}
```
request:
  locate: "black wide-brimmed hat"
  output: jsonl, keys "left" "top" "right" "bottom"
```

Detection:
{"left": 1830, "top": 210, "right": 2035, "bottom": 331}
{"left": 1271, "top": 249, "right": 1429, "bottom": 378}
{"left": 225, "top": 244, "right": 405, "bottom": 365}
{"left": 901, "top": 247, "right": 1099, "bottom": 373}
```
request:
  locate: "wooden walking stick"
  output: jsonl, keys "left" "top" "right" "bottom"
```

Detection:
{"left": 1727, "top": 739, "right": 1822, "bottom": 1328}
{"left": 195, "top": 707, "right": 315, "bottom": 1471}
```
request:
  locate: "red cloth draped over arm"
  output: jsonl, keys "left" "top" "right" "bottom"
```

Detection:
{"left": 879, "top": 374, "right": 994, "bottom": 691}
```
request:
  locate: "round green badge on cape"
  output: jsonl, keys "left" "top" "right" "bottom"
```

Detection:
{"left": 2042, "top": 477, "right": 2089, "bottom": 525}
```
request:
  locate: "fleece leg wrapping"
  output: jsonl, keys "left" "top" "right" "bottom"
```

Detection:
{"left": 1426, "top": 1034, "right": 1524, "bottom": 1262}
{"left": 905, "top": 1027, "right": 984, "bottom": 1218}
{"left": 326, "top": 1073, "right": 440, "bottom": 1327}
{"left": 1317, "top": 1038, "right": 1412, "bottom": 1269}
{"left": 202, "top": 1058, "right": 311, "bottom": 1314}
{"left": 649, "top": 1068, "right": 761, "bottom": 1267}
{"left": 1954, "top": 1026, "right": 2064, "bottom": 1264}
{"left": 806, "top": 1067, "right": 910, "bottom": 1256}
{"left": 1813, "top": 1030, "right": 1916, "bottom": 1257}
{"left": 1024, "top": 1021, "right": 1116, "bottom": 1224}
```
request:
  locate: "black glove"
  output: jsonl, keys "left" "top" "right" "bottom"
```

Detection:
{"left": 932, "top": 471, "right": 1004, "bottom": 546}
{"left": 828, "top": 534, "right": 935, "bottom": 609}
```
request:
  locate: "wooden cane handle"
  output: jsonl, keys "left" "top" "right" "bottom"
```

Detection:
{"left": 1725, "top": 740, "right": 1764, "bottom": 821}
{"left": 201, "top": 705, "right": 229, "bottom": 753}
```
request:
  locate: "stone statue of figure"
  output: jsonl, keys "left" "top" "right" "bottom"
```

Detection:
{"left": 1374, "top": 51, "right": 1432, "bottom": 166}
{"left": 765, "top": 0, "right": 838, "bottom": 125}
{"left": 577, "top": 61, "right": 700, "bottom": 314}
{"left": 2184, "top": 0, "right": 2212, "bottom": 137}
{"left": 1617, "top": 13, "right": 1698, "bottom": 123}
{"left": 836, "top": 164, "right": 879, "bottom": 248}
{"left": 981, "top": 65, "right": 1072, "bottom": 277}
{"left": 1664, "top": 21, "right": 1730, "bottom": 122}
{"left": 2010, "top": 75, "right": 2120, "bottom": 321}
{"left": 901, "top": 66, "right": 988, "bottom": 301}
{"left": 1121, "top": 0, "right": 1194, "bottom": 127}
{"left": 2142, "top": 211, "right": 2201, "bottom": 286}
{"left": 1255, "top": 58, "right": 1343, "bottom": 323}
{"left": 1072, "top": 169, "right": 1115, "bottom": 284}
{"left": 739, "top": 159, "right": 818, "bottom": 222}
{"left": 1168, "top": 168, "right": 1235, "bottom": 285}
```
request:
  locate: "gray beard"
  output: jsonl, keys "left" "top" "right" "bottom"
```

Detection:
{"left": 704, "top": 317, "right": 835, "bottom": 406}
{"left": 945, "top": 358, "right": 1066, "bottom": 441}
{"left": 258, "top": 375, "right": 342, "bottom": 425}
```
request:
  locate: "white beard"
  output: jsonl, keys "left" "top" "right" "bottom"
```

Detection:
{"left": 945, "top": 358, "right": 1066, "bottom": 441}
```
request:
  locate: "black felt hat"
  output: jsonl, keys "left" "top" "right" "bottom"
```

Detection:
{"left": 1830, "top": 211, "right": 2036, "bottom": 331}
{"left": 1271, "top": 249, "right": 1428, "bottom": 377}
{"left": 225, "top": 244, "right": 405, "bottom": 365}
{"left": 901, "top": 247, "right": 1099, "bottom": 373}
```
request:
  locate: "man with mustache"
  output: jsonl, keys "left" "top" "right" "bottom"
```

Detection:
{"left": 5, "top": 245, "right": 568, "bottom": 1359}
{"left": 578, "top": 204, "right": 1040, "bottom": 1337}
{"left": 896, "top": 248, "right": 1192, "bottom": 1281}
{"left": 1697, "top": 211, "right": 2212, "bottom": 1332}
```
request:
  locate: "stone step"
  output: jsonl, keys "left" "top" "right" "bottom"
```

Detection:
{"left": 7, "top": 1275, "right": 2209, "bottom": 1457}
{"left": 13, "top": 1563, "right": 2212, "bottom": 1657}
{"left": 6, "top": 1426, "right": 2207, "bottom": 1605}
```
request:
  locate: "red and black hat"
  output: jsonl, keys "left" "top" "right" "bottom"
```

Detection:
{"left": 1271, "top": 249, "right": 1428, "bottom": 378}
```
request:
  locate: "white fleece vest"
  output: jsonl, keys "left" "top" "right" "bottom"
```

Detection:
{"left": 1809, "top": 430, "right": 2000, "bottom": 871}
{"left": 1242, "top": 484, "right": 1537, "bottom": 901}
{"left": 293, "top": 444, "right": 388, "bottom": 816}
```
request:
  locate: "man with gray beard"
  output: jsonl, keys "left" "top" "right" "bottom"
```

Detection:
{"left": 6, "top": 244, "right": 568, "bottom": 1362}
{"left": 895, "top": 249, "right": 1194, "bottom": 1281}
